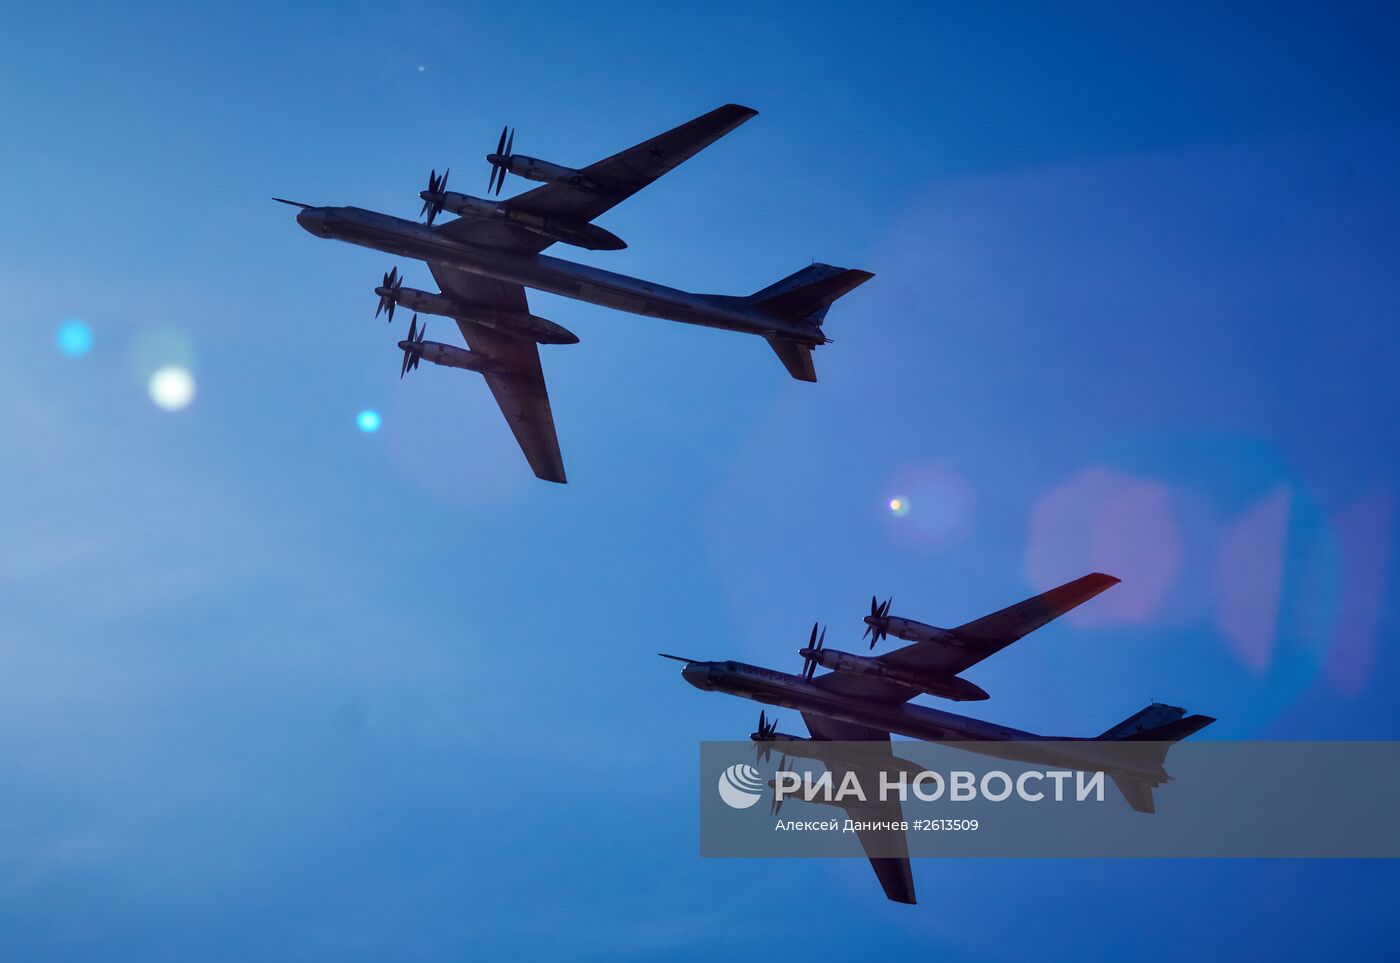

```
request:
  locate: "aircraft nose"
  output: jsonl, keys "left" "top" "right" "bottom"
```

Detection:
{"left": 681, "top": 663, "right": 713, "bottom": 691}
{"left": 295, "top": 208, "right": 330, "bottom": 237}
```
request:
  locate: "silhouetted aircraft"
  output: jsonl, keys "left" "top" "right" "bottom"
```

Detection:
{"left": 663, "top": 573, "right": 1215, "bottom": 905}
{"left": 277, "top": 104, "right": 872, "bottom": 482}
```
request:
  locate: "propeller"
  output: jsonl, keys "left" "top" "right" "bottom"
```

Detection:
{"left": 752, "top": 710, "right": 779, "bottom": 763}
{"left": 800, "top": 622, "right": 826, "bottom": 682}
{"left": 399, "top": 314, "right": 426, "bottom": 378}
{"left": 769, "top": 754, "right": 790, "bottom": 816}
{"left": 420, "top": 169, "right": 450, "bottom": 225}
{"left": 375, "top": 266, "right": 403, "bottom": 322}
{"left": 486, "top": 125, "right": 515, "bottom": 196}
{"left": 863, "top": 596, "right": 892, "bottom": 649}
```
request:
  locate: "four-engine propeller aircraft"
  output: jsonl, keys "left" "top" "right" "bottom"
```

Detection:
{"left": 662, "top": 573, "right": 1216, "bottom": 905}
{"left": 277, "top": 103, "right": 873, "bottom": 483}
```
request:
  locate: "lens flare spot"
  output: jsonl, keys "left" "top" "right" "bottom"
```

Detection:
{"left": 56, "top": 319, "right": 93, "bottom": 357}
{"left": 886, "top": 465, "right": 975, "bottom": 550}
{"left": 148, "top": 365, "right": 196, "bottom": 411}
{"left": 357, "top": 409, "right": 382, "bottom": 433}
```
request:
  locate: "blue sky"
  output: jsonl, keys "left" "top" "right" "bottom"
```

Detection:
{"left": 2, "top": 1, "right": 1399, "bottom": 959}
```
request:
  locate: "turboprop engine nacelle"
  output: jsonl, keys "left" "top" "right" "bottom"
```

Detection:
{"left": 487, "top": 153, "right": 597, "bottom": 190}
{"left": 380, "top": 284, "right": 457, "bottom": 317}
{"left": 378, "top": 284, "right": 580, "bottom": 346}
{"left": 801, "top": 647, "right": 990, "bottom": 702}
{"left": 459, "top": 305, "right": 580, "bottom": 345}
{"left": 753, "top": 730, "right": 809, "bottom": 748}
{"left": 423, "top": 190, "right": 625, "bottom": 251}
{"left": 400, "top": 339, "right": 505, "bottom": 375}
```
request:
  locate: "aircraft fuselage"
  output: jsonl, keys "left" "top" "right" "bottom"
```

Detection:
{"left": 296, "top": 206, "right": 823, "bottom": 344}
{"left": 685, "top": 659, "right": 1166, "bottom": 779}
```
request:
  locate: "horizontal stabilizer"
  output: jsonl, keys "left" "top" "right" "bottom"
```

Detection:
{"left": 1101, "top": 710, "right": 1217, "bottom": 773}
{"left": 765, "top": 336, "right": 817, "bottom": 382}
{"left": 1098, "top": 703, "right": 1186, "bottom": 740}
{"left": 1120, "top": 714, "right": 1217, "bottom": 745}
{"left": 750, "top": 263, "right": 874, "bottom": 323}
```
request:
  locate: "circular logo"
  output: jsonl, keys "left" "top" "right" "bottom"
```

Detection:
{"left": 717, "top": 763, "right": 765, "bottom": 809}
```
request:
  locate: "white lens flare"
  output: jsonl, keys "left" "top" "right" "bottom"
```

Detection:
{"left": 148, "top": 365, "right": 196, "bottom": 411}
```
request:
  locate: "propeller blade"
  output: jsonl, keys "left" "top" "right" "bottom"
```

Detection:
{"left": 422, "top": 170, "right": 451, "bottom": 225}
{"left": 495, "top": 125, "right": 508, "bottom": 156}
{"left": 817, "top": 626, "right": 826, "bottom": 651}
{"left": 400, "top": 316, "right": 421, "bottom": 378}
{"left": 504, "top": 127, "right": 514, "bottom": 157}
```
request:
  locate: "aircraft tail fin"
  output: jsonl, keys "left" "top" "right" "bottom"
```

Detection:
{"left": 764, "top": 336, "right": 817, "bottom": 382}
{"left": 1097, "top": 707, "right": 1216, "bottom": 813}
{"left": 1108, "top": 773, "right": 1160, "bottom": 814}
{"left": 749, "top": 264, "right": 874, "bottom": 324}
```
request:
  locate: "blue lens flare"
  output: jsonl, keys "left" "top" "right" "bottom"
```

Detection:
{"left": 357, "top": 409, "right": 382, "bottom": 433}
{"left": 56, "top": 319, "right": 93, "bottom": 357}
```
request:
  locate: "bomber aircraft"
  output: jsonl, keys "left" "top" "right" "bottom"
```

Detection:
{"left": 277, "top": 104, "right": 873, "bottom": 483}
{"left": 662, "top": 573, "right": 1216, "bottom": 905}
